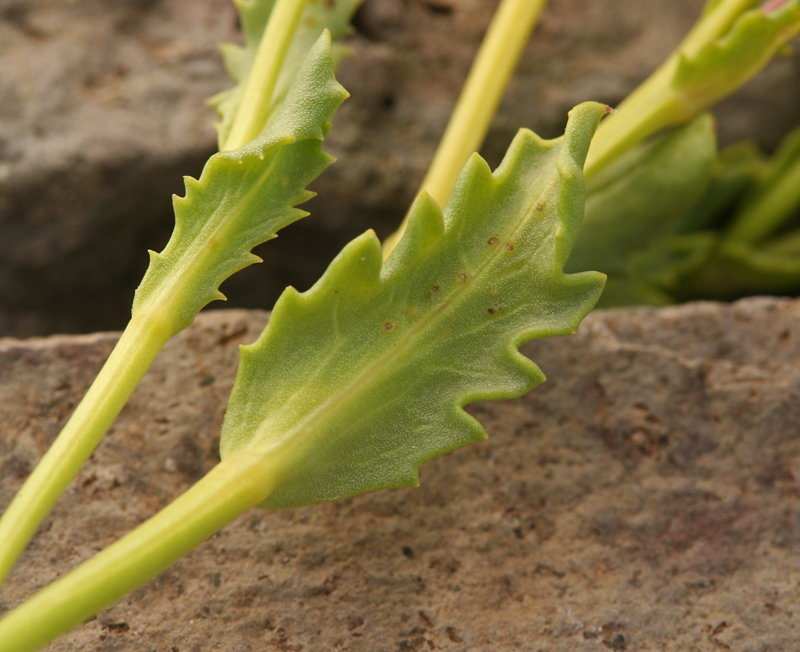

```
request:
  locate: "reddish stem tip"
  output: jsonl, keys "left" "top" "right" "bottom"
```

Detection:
{"left": 761, "top": 0, "right": 792, "bottom": 14}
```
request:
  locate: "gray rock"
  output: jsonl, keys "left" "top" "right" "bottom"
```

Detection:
{"left": 1, "top": 0, "right": 799, "bottom": 337}
{"left": 1, "top": 298, "right": 799, "bottom": 650}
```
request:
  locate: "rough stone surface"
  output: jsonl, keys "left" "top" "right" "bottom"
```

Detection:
{"left": 1, "top": 0, "right": 799, "bottom": 337}
{"left": 1, "top": 298, "right": 799, "bottom": 651}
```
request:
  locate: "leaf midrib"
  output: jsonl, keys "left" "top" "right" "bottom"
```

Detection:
{"left": 252, "top": 154, "right": 560, "bottom": 454}
{"left": 145, "top": 141, "right": 290, "bottom": 317}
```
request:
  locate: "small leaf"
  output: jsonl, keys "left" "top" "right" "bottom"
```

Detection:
{"left": 584, "top": 0, "right": 799, "bottom": 175}
{"left": 600, "top": 231, "right": 719, "bottom": 307}
{"left": 673, "top": 1, "right": 800, "bottom": 115}
{"left": 674, "top": 126, "right": 800, "bottom": 301}
{"left": 210, "top": 0, "right": 360, "bottom": 149}
{"left": 675, "top": 140, "right": 765, "bottom": 234}
{"left": 725, "top": 125, "right": 800, "bottom": 243}
{"left": 566, "top": 115, "right": 717, "bottom": 306}
{"left": 676, "top": 235, "right": 800, "bottom": 300}
{"left": 220, "top": 103, "right": 608, "bottom": 510}
{"left": 133, "top": 33, "right": 348, "bottom": 335}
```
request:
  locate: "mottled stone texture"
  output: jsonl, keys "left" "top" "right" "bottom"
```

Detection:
{"left": 1, "top": 298, "right": 799, "bottom": 651}
{"left": 1, "top": 0, "right": 799, "bottom": 336}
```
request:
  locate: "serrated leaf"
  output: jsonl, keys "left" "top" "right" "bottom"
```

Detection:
{"left": 210, "top": 0, "right": 360, "bottom": 150}
{"left": 218, "top": 103, "right": 607, "bottom": 510}
{"left": 133, "top": 33, "right": 348, "bottom": 335}
{"left": 566, "top": 115, "right": 716, "bottom": 307}
{"left": 673, "top": 1, "right": 800, "bottom": 114}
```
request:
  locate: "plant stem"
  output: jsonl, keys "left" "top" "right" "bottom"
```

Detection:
{"left": 0, "top": 312, "right": 172, "bottom": 586}
{"left": 583, "top": 0, "right": 758, "bottom": 179}
{"left": 222, "top": 0, "right": 310, "bottom": 151}
{"left": 0, "top": 447, "right": 283, "bottom": 652}
{"left": 680, "top": 0, "right": 757, "bottom": 60}
{"left": 0, "top": 0, "right": 314, "bottom": 587}
{"left": 382, "top": 0, "right": 548, "bottom": 257}
{"left": 581, "top": 68, "right": 681, "bottom": 180}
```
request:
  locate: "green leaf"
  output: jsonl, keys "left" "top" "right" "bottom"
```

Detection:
{"left": 210, "top": 0, "right": 360, "bottom": 149}
{"left": 675, "top": 140, "right": 765, "bottom": 234}
{"left": 220, "top": 102, "right": 608, "bottom": 510}
{"left": 599, "top": 231, "right": 719, "bottom": 307}
{"left": 133, "top": 32, "right": 348, "bottom": 335}
{"left": 725, "top": 125, "right": 800, "bottom": 243}
{"left": 673, "top": 1, "right": 800, "bottom": 116}
{"left": 566, "top": 114, "right": 717, "bottom": 307}
{"left": 568, "top": 115, "right": 718, "bottom": 307}
{"left": 676, "top": 235, "right": 800, "bottom": 300}
{"left": 674, "top": 125, "right": 800, "bottom": 301}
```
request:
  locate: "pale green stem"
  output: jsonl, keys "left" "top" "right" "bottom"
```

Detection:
{"left": 0, "top": 447, "right": 283, "bottom": 652}
{"left": 222, "top": 0, "right": 310, "bottom": 151}
{"left": 0, "top": 0, "right": 309, "bottom": 587}
{"left": 0, "top": 312, "right": 171, "bottom": 587}
{"left": 726, "top": 157, "right": 800, "bottom": 243}
{"left": 583, "top": 0, "right": 758, "bottom": 180}
{"left": 582, "top": 76, "right": 684, "bottom": 180}
{"left": 681, "top": 0, "right": 758, "bottom": 58}
{"left": 382, "top": 0, "right": 549, "bottom": 257}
